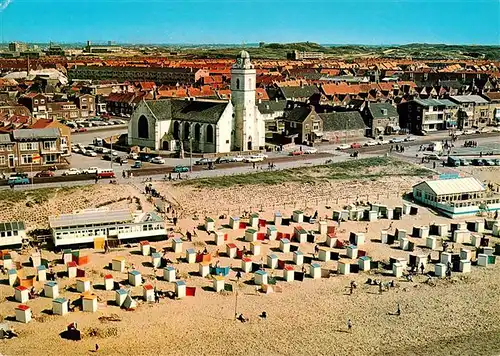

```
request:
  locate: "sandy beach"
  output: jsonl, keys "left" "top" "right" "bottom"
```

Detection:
{"left": 0, "top": 168, "right": 499, "bottom": 356}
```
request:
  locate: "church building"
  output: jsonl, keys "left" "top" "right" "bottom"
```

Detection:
{"left": 127, "top": 51, "right": 265, "bottom": 153}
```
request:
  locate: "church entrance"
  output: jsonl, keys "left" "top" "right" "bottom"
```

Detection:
{"left": 247, "top": 139, "right": 252, "bottom": 151}
{"left": 162, "top": 141, "right": 169, "bottom": 151}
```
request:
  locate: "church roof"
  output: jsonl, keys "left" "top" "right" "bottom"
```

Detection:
{"left": 144, "top": 99, "right": 229, "bottom": 124}
{"left": 319, "top": 111, "right": 366, "bottom": 132}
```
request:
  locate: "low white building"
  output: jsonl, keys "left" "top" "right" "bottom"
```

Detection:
{"left": 0, "top": 221, "right": 26, "bottom": 247}
{"left": 49, "top": 208, "right": 165, "bottom": 247}
{"left": 413, "top": 175, "right": 500, "bottom": 218}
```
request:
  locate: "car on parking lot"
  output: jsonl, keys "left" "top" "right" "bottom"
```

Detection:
{"left": 128, "top": 152, "right": 139, "bottom": 160}
{"left": 110, "top": 150, "right": 119, "bottom": 157}
{"left": 173, "top": 165, "right": 189, "bottom": 173}
{"left": 404, "top": 136, "right": 416, "bottom": 142}
{"left": 378, "top": 140, "right": 391, "bottom": 145}
{"left": 390, "top": 137, "right": 404, "bottom": 143}
{"left": 35, "top": 170, "right": 55, "bottom": 178}
{"left": 336, "top": 144, "right": 350, "bottom": 150}
{"left": 215, "top": 157, "right": 231, "bottom": 164}
{"left": 8, "top": 176, "right": 30, "bottom": 185}
{"left": 77, "top": 127, "right": 87, "bottom": 133}
{"left": 256, "top": 153, "right": 268, "bottom": 159}
{"left": 459, "top": 158, "right": 470, "bottom": 166}
{"left": 101, "top": 148, "right": 110, "bottom": 154}
{"left": 304, "top": 147, "right": 318, "bottom": 154}
{"left": 63, "top": 168, "right": 81, "bottom": 176}
{"left": 494, "top": 159, "right": 500, "bottom": 166}
{"left": 84, "top": 150, "right": 97, "bottom": 157}
{"left": 463, "top": 129, "right": 475, "bottom": 135}
{"left": 350, "top": 143, "right": 361, "bottom": 149}
{"left": 476, "top": 127, "right": 492, "bottom": 134}
{"left": 492, "top": 126, "right": 500, "bottom": 132}
{"left": 363, "top": 141, "right": 378, "bottom": 147}
{"left": 482, "top": 159, "right": 495, "bottom": 166}
{"left": 195, "top": 158, "right": 214, "bottom": 165}
{"left": 114, "top": 156, "right": 128, "bottom": 164}
{"left": 82, "top": 167, "right": 99, "bottom": 174}
{"left": 289, "top": 150, "right": 304, "bottom": 156}
{"left": 132, "top": 160, "right": 142, "bottom": 168}
{"left": 472, "top": 159, "right": 485, "bottom": 166}
{"left": 233, "top": 155, "right": 245, "bottom": 162}
{"left": 72, "top": 147, "right": 80, "bottom": 154}
{"left": 102, "top": 154, "right": 112, "bottom": 161}
{"left": 245, "top": 155, "right": 265, "bottom": 162}
{"left": 151, "top": 156, "right": 165, "bottom": 164}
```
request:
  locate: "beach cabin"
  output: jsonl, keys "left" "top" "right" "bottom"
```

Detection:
{"left": 367, "top": 210, "right": 378, "bottom": 222}
{"left": 267, "top": 254, "right": 278, "bottom": 269}
{"left": 452, "top": 229, "right": 471, "bottom": 244}
{"left": 213, "top": 276, "right": 225, "bottom": 292}
{"left": 412, "top": 226, "right": 429, "bottom": 239}
{"left": 151, "top": 252, "right": 162, "bottom": 268}
{"left": 44, "top": 281, "right": 59, "bottom": 299}
{"left": 293, "top": 251, "right": 304, "bottom": 266}
{"left": 426, "top": 236, "right": 438, "bottom": 250}
{"left": 400, "top": 238, "right": 410, "bottom": 251}
{"left": 292, "top": 210, "right": 304, "bottom": 223}
{"left": 199, "top": 262, "right": 210, "bottom": 277}
{"left": 37, "top": 265, "right": 47, "bottom": 282}
{"left": 274, "top": 212, "right": 282, "bottom": 226}
{"left": 338, "top": 260, "right": 350, "bottom": 275}
{"left": 250, "top": 242, "right": 261, "bottom": 256}
{"left": 186, "top": 248, "right": 197, "bottom": 263}
{"left": 143, "top": 284, "right": 154, "bottom": 302}
{"left": 205, "top": 217, "right": 215, "bottom": 232}
{"left": 31, "top": 252, "right": 41, "bottom": 268}
{"left": 396, "top": 229, "right": 407, "bottom": 240}
{"left": 466, "top": 219, "right": 484, "bottom": 233}
{"left": 471, "top": 233, "right": 482, "bottom": 248}
{"left": 459, "top": 260, "right": 471, "bottom": 273}
{"left": 128, "top": 270, "right": 142, "bottom": 286}
{"left": 229, "top": 216, "right": 240, "bottom": 230}
{"left": 280, "top": 238, "right": 290, "bottom": 253}
{"left": 112, "top": 257, "right": 125, "bottom": 272}
{"left": 14, "top": 286, "right": 29, "bottom": 303}
{"left": 15, "top": 305, "right": 31, "bottom": 323}
{"left": 104, "top": 274, "right": 114, "bottom": 291}
{"left": 294, "top": 226, "right": 307, "bottom": 244}
{"left": 318, "top": 248, "right": 330, "bottom": 262}
{"left": 52, "top": 297, "right": 69, "bottom": 316}
{"left": 2, "top": 254, "right": 13, "bottom": 271}
{"left": 82, "top": 293, "right": 98, "bottom": 312}
{"left": 318, "top": 220, "right": 327, "bottom": 236}
{"left": 163, "top": 266, "right": 176, "bottom": 282}
{"left": 226, "top": 244, "right": 237, "bottom": 259}
{"left": 172, "top": 238, "right": 183, "bottom": 253}
{"left": 440, "top": 252, "right": 452, "bottom": 265}
{"left": 175, "top": 280, "right": 186, "bottom": 298}
{"left": 123, "top": 294, "right": 137, "bottom": 310}
{"left": 8, "top": 269, "right": 17, "bottom": 286}
{"left": 326, "top": 233, "right": 337, "bottom": 248}
{"left": 241, "top": 258, "right": 252, "bottom": 273}
{"left": 66, "top": 261, "right": 77, "bottom": 278}
{"left": 254, "top": 270, "right": 268, "bottom": 285}
{"left": 115, "top": 289, "right": 128, "bottom": 307}
{"left": 347, "top": 245, "right": 358, "bottom": 259}
{"left": 435, "top": 263, "right": 446, "bottom": 277}
{"left": 392, "top": 263, "right": 404, "bottom": 277}
{"left": 63, "top": 250, "right": 73, "bottom": 265}
{"left": 477, "top": 254, "right": 489, "bottom": 267}
{"left": 430, "top": 223, "right": 448, "bottom": 237}
{"left": 380, "top": 230, "right": 389, "bottom": 244}
{"left": 214, "top": 231, "right": 225, "bottom": 246}
{"left": 309, "top": 263, "right": 321, "bottom": 279}
{"left": 0, "top": 221, "right": 26, "bottom": 248}
{"left": 140, "top": 241, "right": 151, "bottom": 256}
{"left": 493, "top": 222, "right": 500, "bottom": 237}
{"left": 284, "top": 265, "right": 295, "bottom": 282}
{"left": 267, "top": 226, "right": 277, "bottom": 240}
{"left": 249, "top": 214, "right": 259, "bottom": 229}
{"left": 76, "top": 278, "right": 91, "bottom": 293}
{"left": 358, "top": 256, "right": 371, "bottom": 271}
{"left": 460, "top": 248, "right": 472, "bottom": 261}
{"left": 354, "top": 232, "right": 365, "bottom": 246}
{"left": 245, "top": 229, "right": 257, "bottom": 242}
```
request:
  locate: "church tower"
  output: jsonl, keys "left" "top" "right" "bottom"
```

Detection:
{"left": 231, "top": 51, "right": 263, "bottom": 151}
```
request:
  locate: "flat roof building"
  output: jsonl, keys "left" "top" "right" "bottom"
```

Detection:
{"left": 413, "top": 175, "right": 500, "bottom": 218}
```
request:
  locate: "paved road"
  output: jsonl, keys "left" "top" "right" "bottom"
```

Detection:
{"left": 71, "top": 127, "right": 127, "bottom": 144}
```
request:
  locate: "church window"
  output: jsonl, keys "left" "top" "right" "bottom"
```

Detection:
{"left": 173, "top": 121, "right": 180, "bottom": 140}
{"left": 206, "top": 125, "right": 214, "bottom": 143}
{"left": 194, "top": 123, "right": 201, "bottom": 141}
{"left": 184, "top": 122, "right": 190, "bottom": 140}
{"left": 138, "top": 115, "right": 149, "bottom": 139}
{"left": 236, "top": 79, "right": 240, "bottom": 90}
{"left": 248, "top": 78, "right": 251, "bottom": 88}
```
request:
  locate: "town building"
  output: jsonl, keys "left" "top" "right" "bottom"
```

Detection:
{"left": 483, "top": 92, "right": 500, "bottom": 126}
{"left": 8, "top": 42, "right": 28, "bottom": 53}
{"left": 0, "top": 221, "right": 26, "bottom": 248}
{"left": 11, "top": 128, "right": 64, "bottom": 168}
{"left": 30, "top": 119, "right": 71, "bottom": 156}
{"left": 318, "top": 111, "right": 367, "bottom": 143}
{"left": 362, "top": 102, "right": 400, "bottom": 137}
{"left": 48, "top": 209, "right": 166, "bottom": 247}
{"left": 281, "top": 106, "right": 322, "bottom": 144}
{"left": 412, "top": 175, "right": 500, "bottom": 218}
{"left": 449, "top": 95, "right": 490, "bottom": 129}
{"left": 287, "top": 50, "right": 324, "bottom": 61}
{"left": 83, "top": 40, "right": 123, "bottom": 54}
{"left": 18, "top": 93, "right": 48, "bottom": 119}
{"left": 399, "top": 98, "right": 458, "bottom": 134}
{"left": 127, "top": 51, "right": 265, "bottom": 153}
{"left": 69, "top": 66, "right": 208, "bottom": 85}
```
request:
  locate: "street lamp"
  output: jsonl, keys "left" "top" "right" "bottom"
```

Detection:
{"left": 188, "top": 136, "right": 193, "bottom": 172}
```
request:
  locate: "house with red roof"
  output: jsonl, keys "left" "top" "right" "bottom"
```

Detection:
{"left": 30, "top": 118, "right": 72, "bottom": 156}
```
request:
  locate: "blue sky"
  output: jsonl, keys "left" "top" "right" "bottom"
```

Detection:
{"left": 0, "top": 0, "right": 498, "bottom": 45}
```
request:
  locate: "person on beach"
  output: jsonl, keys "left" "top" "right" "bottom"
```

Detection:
{"left": 347, "top": 319, "right": 352, "bottom": 332}
{"left": 420, "top": 263, "right": 425, "bottom": 275}
{"left": 396, "top": 303, "right": 401, "bottom": 316}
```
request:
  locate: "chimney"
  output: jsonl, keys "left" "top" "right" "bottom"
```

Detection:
{"left": 258, "top": 98, "right": 262, "bottom": 104}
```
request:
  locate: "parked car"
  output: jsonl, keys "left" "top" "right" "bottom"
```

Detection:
{"left": 493, "top": 159, "right": 500, "bottom": 166}
{"left": 289, "top": 150, "right": 304, "bottom": 156}
{"left": 151, "top": 156, "right": 165, "bottom": 164}
{"left": 483, "top": 159, "right": 495, "bottom": 166}
{"left": 459, "top": 158, "right": 470, "bottom": 166}
{"left": 110, "top": 150, "right": 119, "bottom": 157}
{"left": 102, "top": 154, "right": 112, "bottom": 161}
{"left": 35, "top": 171, "right": 54, "bottom": 178}
{"left": 404, "top": 136, "right": 416, "bottom": 142}
{"left": 304, "top": 147, "right": 318, "bottom": 154}
{"left": 363, "top": 141, "right": 378, "bottom": 147}
{"left": 77, "top": 127, "right": 87, "bottom": 133}
{"left": 492, "top": 127, "right": 500, "bottom": 132}
{"left": 472, "top": 159, "right": 485, "bottom": 166}
{"left": 101, "top": 148, "right": 110, "bottom": 154}
{"left": 215, "top": 157, "right": 231, "bottom": 164}
{"left": 72, "top": 147, "right": 81, "bottom": 154}
{"left": 463, "top": 129, "right": 475, "bottom": 135}
{"left": 255, "top": 153, "right": 268, "bottom": 159}
{"left": 84, "top": 150, "right": 97, "bottom": 157}
{"left": 128, "top": 152, "right": 139, "bottom": 160}
{"left": 233, "top": 155, "right": 245, "bottom": 162}
{"left": 378, "top": 140, "right": 391, "bottom": 145}
{"left": 245, "top": 155, "right": 264, "bottom": 162}
{"left": 132, "top": 161, "right": 142, "bottom": 168}
{"left": 83, "top": 167, "right": 99, "bottom": 174}
{"left": 63, "top": 168, "right": 81, "bottom": 176}
{"left": 389, "top": 138, "right": 404, "bottom": 143}
{"left": 476, "top": 127, "right": 492, "bottom": 134}
{"left": 336, "top": 144, "right": 350, "bottom": 150}
{"left": 97, "top": 169, "right": 115, "bottom": 178}
{"left": 350, "top": 143, "right": 361, "bottom": 149}
{"left": 8, "top": 176, "right": 29, "bottom": 185}
{"left": 195, "top": 158, "right": 213, "bottom": 165}
{"left": 173, "top": 165, "right": 189, "bottom": 173}
{"left": 114, "top": 156, "right": 128, "bottom": 164}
